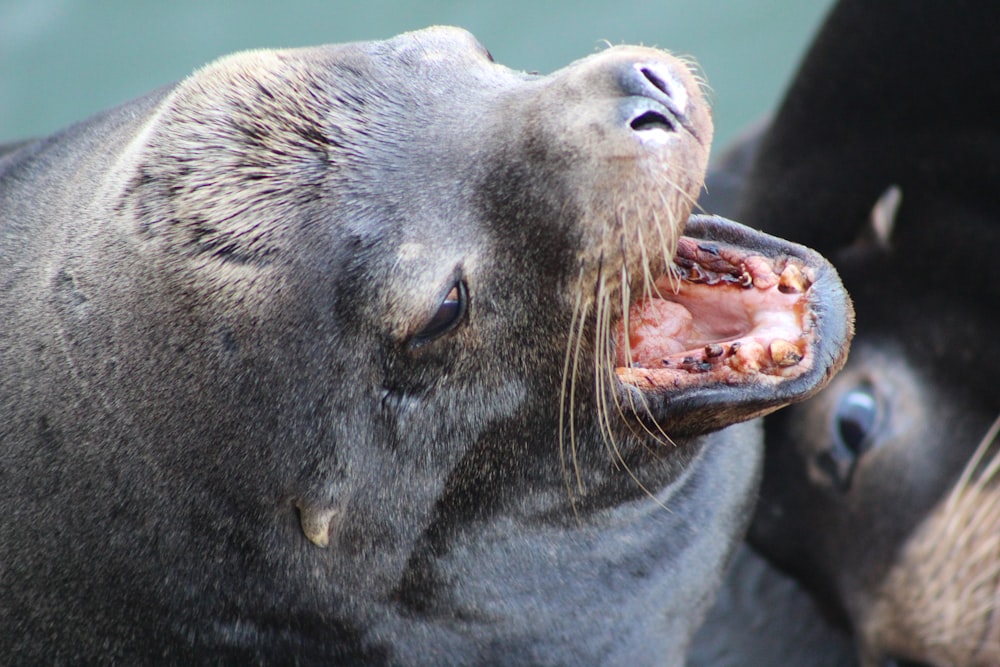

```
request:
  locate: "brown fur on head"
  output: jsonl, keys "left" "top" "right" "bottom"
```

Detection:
{"left": 114, "top": 48, "right": 364, "bottom": 267}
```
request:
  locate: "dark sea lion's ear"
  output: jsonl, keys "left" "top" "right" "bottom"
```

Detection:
{"left": 836, "top": 184, "right": 899, "bottom": 260}
{"left": 740, "top": 0, "right": 1000, "bottom": 253}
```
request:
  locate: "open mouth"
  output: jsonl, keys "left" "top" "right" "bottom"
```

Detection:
{"left": 612, "top": 214, "right": 852, "bottom": 434}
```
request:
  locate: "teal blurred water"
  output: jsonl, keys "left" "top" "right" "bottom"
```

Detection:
{"left": 0, "top": 0, "right": 831, "bottom": 149}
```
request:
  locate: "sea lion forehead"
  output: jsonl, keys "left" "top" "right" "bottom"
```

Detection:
{"left": 378, "top": 25, "right": 497, "bottom": 66}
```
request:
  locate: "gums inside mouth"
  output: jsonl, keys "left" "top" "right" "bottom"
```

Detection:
{"left": 615, "top": 233, "right": 816, "bottom": 390}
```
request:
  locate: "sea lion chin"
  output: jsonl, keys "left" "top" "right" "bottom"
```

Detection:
{"left": 0, "top": 26, "right": 851, "bottom": 664}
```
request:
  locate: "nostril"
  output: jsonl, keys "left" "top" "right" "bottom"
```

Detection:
{"left": 630, "top": 62, "right": 691, "bottom": 128}
{"left": 640, "top": 66, "right": 672, "bottom": 99}
{"left": 630, "top": 110, "right": 676, "bottom": 133}
{"left": 621, "top": 61, "right": 696, "bottom": 141}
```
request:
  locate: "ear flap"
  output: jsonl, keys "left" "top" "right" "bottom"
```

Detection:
{"left": 846, "top": 184, "right": 900, "bottom": 255}
{"left": 297, "top": 500, "right": 344, "bottom": 548}
{"left": 866, "top": 185, "right": 900, "bottom": 251}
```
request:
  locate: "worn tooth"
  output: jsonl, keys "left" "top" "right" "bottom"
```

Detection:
{"left": 769, "top": 339, "right": 803, "bottom": 367}
{"left": 778, "top": 264, "right": 809, "bottom": 294}
{"left": 297, "top": 502, "right": 341, "bottom": 548}
{"left": 738, "top": 265, "right": 753, "bottom": 288}
{"left": 704, "top": 343, "right": 724, "bottom": 359}
{"left": 729, "top": 340, "right": 763, "bottom": 373}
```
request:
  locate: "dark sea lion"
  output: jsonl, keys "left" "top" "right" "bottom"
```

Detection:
{"left": 686, "top": 543, "right": 857, "bottom": 667}
{"left": 687, "top": 134, "right": 858, "bottom": 667}
{"left": 0, "top": 26, "right": 852, "bottom": 664}
{"left": 703, "top": 1, "right": 1000, "bottom": 665}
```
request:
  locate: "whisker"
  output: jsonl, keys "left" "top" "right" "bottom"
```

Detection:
{"left": 614, "top": 206, "right": 676, "bottom": 452}
{"left": 568, "top": 274, "right": 591, "bottom": 495}
{"left": 973, "top": 415, "right": 1000, "bottom": 485}
{"left": 593, "top": 274, "right": 620, "bottom": 465}
{"left": 559, "top": 266, "right": 587, "bottom": 501}
{"left": 660, "top": 173, "right": 699, "bottom": 211}
{"left": 656, "top": 190, "right": 683, "bottom": 293}
{"left": 594, "top": 293, "right": 673, "bottom": 510}
{"left": 947, "top": 413, "right": 1000, "bottom": 511}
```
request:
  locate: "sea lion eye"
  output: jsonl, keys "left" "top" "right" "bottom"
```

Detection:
{"left": 834, "top": 384, "right": 879, "bottom": 456}
{"left": 816, "top": 383, "right": 880, "bottom": 492}
{"left": 883, "top": 657, "right": 934, "bottom": 667}
{"left": 411, "top": 281, "right": 467, "bottom": 346}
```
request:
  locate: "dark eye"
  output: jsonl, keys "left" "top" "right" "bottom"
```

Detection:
{"left": 411, "top": 281, "right": 467, "bottom": 347}
{"left": 835, "top": 384, "right": 879, "bottom": 455}
{"left": 884, "top": 657, "right": 934, "bottom": 667}
{"left": 816, "top": 383, "right": 880, "bottom": 491}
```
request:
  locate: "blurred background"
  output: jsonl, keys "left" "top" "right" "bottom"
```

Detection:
{"left": 0, "top": 0, "right": 832, "bottom": 149}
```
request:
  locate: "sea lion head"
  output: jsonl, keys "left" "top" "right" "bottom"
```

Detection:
{"left": 0, "top": 26, "right": 852, "bottom": 663}
{"left": 748, "top": 193, "right": 1000, "bottom": 667}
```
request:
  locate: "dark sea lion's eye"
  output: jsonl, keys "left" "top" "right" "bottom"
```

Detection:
{"left": 834, "top": 384, "right": 879, "bottom": 456}
{"left": 411, "top": 281, "right": 467, "bottom": 347}
{"left": 816, "top": 383, "right": 880, "bottom": 492}
{"left": 883, "top": 657, "right": 934, "bottom": 667}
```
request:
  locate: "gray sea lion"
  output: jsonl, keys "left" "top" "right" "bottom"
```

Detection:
{"left": 0, "top": 27, "right": 852, "bottom": 664}
{"left": 700, "top": 1, "right": 1000, "bottom": 665}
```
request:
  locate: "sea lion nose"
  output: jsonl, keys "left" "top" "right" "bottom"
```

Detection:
{"left": 620, "top": 60, "right": 694, "bottom": 139}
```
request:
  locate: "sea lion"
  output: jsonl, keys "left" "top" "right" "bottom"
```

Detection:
{"left": 686, "top": 543, "right": 858, "bottom": 667}
{"left": 687, "top": 134, "right": 859, "bottom": 667}
{"left": 704, "top": 1, "right": 1000, "bottom": 665}
{"left": 0, "top": 26, "right": 852, "bottom": 664}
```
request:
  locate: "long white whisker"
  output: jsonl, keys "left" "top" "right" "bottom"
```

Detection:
{"left": 947, "top": 413, "right": 1000, "bottom": 511}
{"left": 568, "top": 277, "right": 591, "bottom": 496}
{"left": 559, "top": 266, "right": 587, "bottom": 502}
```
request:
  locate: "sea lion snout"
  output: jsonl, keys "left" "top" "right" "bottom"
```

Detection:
{"left": 503, "top": 45, "right": 712, "bottom": 300}
{"left": 553, "top": 46, "right": 713, "bottom": 153}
